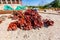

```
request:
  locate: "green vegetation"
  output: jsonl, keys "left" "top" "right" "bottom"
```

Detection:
{"left": 27, "top": 0, "right": 60, "bottom": 9}
{"left": 43, "top": 0, "right": 60, "bottom": 8}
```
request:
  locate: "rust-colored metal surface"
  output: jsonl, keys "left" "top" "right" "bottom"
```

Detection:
{"left": 7, "top": 9, "right": 54, "bottom": 31}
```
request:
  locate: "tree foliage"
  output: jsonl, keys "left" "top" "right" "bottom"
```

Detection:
{"left": 44, "top": 0, "right": 60, "bottom": 8}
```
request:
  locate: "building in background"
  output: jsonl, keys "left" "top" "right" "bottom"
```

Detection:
{"left": 0, "top": 0, "right": 22, "bottom": 4}
{"left": 0, "top": 0, "right": 22, "bottom": 10}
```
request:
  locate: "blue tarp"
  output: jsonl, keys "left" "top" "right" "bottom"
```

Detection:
{"left": 4, "top": 5, "right": 26, "bottom": 10}
{"left": 4, "top": 5, "right": 14, "bottom": 10}
{"left": 15, "top": 6, "right": 26, "bottom": 10}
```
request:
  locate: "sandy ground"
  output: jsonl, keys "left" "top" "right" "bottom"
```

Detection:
{"left": 0, "top": 13, "right": 60, "bottom": 40}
